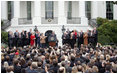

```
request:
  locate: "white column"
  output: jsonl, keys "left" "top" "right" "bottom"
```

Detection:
{"left": 1, "top": 1, "right": 8, "bottom": 20}
{"left": 58, "top": 1, "right": 66, "bottom": 46}
{"left": 11, "top": 1, "right": 20, "bottom": 26}
{"left": 113, "top": 4, "right": 117, "bottom": 20}
{"left": 58, "top": 1, "right": 66, "bottom": 25}
{"left": 91, "top": 1, "right": 98, "bottom": 19}
{"left": 79, "top": 1, "right": 88, "bottom": 26}
{"left": 33, "top": 1, "right": 41, "bottom": 26}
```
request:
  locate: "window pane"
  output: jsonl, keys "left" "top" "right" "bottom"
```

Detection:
{"left": 68, "top": 1, "right": 72, "bottom": 19}
{"left": 106, "top": 1, "right": 113, "bottom": 20}
{"left": 45, "top": 1, "right": 53, "bottom": 19}
{"left": 85, "top": 1, "right": 91, "bottom": 20}
{"left": 27, "top": 1, "right": 31, "bottom": 20}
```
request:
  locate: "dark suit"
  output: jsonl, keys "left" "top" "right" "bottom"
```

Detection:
{"left": 14, "top": 32, "right": 19, "bottom": 47}
{"left": 28, "top": 32, "right": 32, "bottom": 45}
{"left": 21, "top": 32, "right": 25, "bottom": 47}
{"left": 94, "top": 30, "right": 98, "bottom": 46}
{"left": 80, "top": 32, "right": 84, "bottom": 44}
{"left": 8, "top": 34, "right": 13, "bottom": 48}
{"left": 35, "top": 33, "right": 39, "bottom": 47}
{"left": 77, "top": 34, "right": 81, "bottom": 48}
{"left": 62, "top": 34, "right": 66, "bottom": 45}
{"left": 18, "top": 34, "right": 22, "bottom": 47}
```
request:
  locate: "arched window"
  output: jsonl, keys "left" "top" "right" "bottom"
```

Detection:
{"left": 106, "top": 1, "right": 113, "bottom": 20}
{"left": 45, "top": 1, "right": 54, "bottom": 19}
{"left": 85, "top": 1, "right": 91, "bottom": 20}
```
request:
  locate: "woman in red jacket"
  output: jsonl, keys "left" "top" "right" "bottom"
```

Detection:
{"left": 30, "top": 33, "right": 36, "bottom": 46}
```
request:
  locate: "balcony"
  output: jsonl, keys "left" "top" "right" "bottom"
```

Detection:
{"left": 41, "top": 17, "right": 58, "bottom": 24}
{"left": 67, "top": 17, "right": 81, "bottom": 24}
{"left": 18, "top": 18, "right": 32, "bottom": 25}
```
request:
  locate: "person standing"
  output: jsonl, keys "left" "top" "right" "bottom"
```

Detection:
{"left": 30, "top": 33, "right": 36, "bottom": 47}
{"left": 40, "top": 33, "right": 47, "bottom": 48}
{"left": 21, "top": 30, "right": 25, "bottom": 47}
{"left": 93, "top": 27, "right": 98, "bottom": 47}
{"left": 35, "top": 30, "right": 39, "bottom": 47}
{"left": 62, "top": 32, "right": 66, "bottom": 45}
{"left": 8, "top": 31, "right": 13, "bottom": 48}
{"left": 37, "top": 31, "right": 41, "bottom": 48}
{"left": 28, "top": 29, "right": 32, "bottom": 45}
{"left": 80, "top": 30, "right": 84, "bottom": 44}
{"left": 17, "top": 32, "right": 22, "bottom": 47}
{"left": 77, "top": 32, "right": 81, "bottom": 48}
{"left": 14, "top": 30, "right": 19, "bottom": 47}
{"left": 83, "top": 32, "right": 88, "bottom": 46}
{"left": 48, "top": 31, "right": 57, "bottom": 47}
{"left": 87, "top": 30, "right": 90, "bottom": 44}
{"left": 70, "top": 31, "right": 75, "bottom": 48}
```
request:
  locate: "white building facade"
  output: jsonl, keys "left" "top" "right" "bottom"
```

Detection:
{"left": 1, "top": 1, "right": 117, "bottom": 46}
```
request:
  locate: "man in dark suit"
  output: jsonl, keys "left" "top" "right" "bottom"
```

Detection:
{"left": 35, "top": 30, "right": 39, "bottom": 47}
{"left": 8, "top": 31, "right": 13, "bottom": 48}
{"left": 14, "top": 30, "right": 19, "bottom": 47}
{"left": 77, "top": 32, "right": 81, "bottom": 48}
{"left": 80, "top": 30, "right": 84, "bottom": 45}
{"left": 28, "top": 29, "right": 32, "bottom": 45}
{"left": 93, "top": 27, "right": 98, "bottom": 47}
{"left": 87, "top": 30, "right": 90, "bottom": 44}
{"left": 62, "top": 32, "right": 66, "bottom": 45}
{"left": 66, "top": 29, "right": 71, "bottom": 45}
{"left": 21, "top": 30, "right": 25, "bottom": 47}
{"left": 89, "top": 30, "right": 95, "bottom": 48}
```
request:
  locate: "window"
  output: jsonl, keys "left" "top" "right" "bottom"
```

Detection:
{"left": 85, "top": 1, "right": 91, "bottom": 20}
{"left": 68, "top": 1, "right": 72, "bottom": 19}
{"left": 7, "top": 1, "right": 14, "bottom": 21}
{"left": 106, "top": 1, "right": 113, "bottom": 20}
{"left": 45, "top": 1, "right": 54, "bottom": 19}
{"left": 27, "top": 1, "right": 31, "bottom": 20}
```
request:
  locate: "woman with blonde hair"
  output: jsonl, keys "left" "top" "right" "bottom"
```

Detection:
{"left": 71, "top": 66, "right": 78, "bottom": 73}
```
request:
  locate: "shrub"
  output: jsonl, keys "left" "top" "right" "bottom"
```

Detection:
{"left": 96, "top": 17, "right": 109, "bottom": 27}
{"left": 97, "top": 19, "right": 117, "bottom": 45}
{"left": 1, "top": 31, "right": 8, "bottom": 44}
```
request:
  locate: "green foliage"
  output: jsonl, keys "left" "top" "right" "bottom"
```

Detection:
{"left": 97, "top": 18, "right": 117, "bottom": 45}
{"left": 1, "top": 31, "right": 8, "bottom": 44}
{"left": 96, "top": 17, "right": 109, "bottom": 27}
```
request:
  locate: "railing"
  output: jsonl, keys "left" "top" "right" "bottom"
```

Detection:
{"left": 18, "top": 18, "right": 32, "bottom": 25}
{"left": 89, "top": 19, "right": 98, "bottom": 28}
{"left": 67, "top": 17, "right": 81, "bottom": 24}
{"left": 41, "top": 17, "right": 58, "bottom": 24}
{"left": 1, "top": 20, "right": 11, "bottom": 30}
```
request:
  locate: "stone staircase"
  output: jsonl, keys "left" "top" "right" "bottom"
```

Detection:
{"left": 1, "top": 20, "right": 11, "bottom": 31}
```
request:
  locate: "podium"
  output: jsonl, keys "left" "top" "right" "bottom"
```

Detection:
{"left": 48, "top": 35, "right": 57, "bottom": 47}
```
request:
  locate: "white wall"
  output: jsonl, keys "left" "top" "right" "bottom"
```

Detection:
{"left": 1, "top": 1, "right": 8, "bottom": 20}
{"left": 97, "top": 1, "right": 106, "bottom": 18}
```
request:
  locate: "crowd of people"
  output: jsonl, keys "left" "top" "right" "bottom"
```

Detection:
{"left": 1, "top": 43, "right": 117, "bottom": 73}
{"left": 8, "top": 29, "right": 58, "bottom": 49}
{"left": 1, "top": 27, "right": 117, "bottom": 73}
{"left": 62, "top": 27, "right": 98, "bottom": 49}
